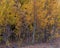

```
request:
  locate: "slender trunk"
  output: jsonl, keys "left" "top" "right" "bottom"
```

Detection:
{"left": 32, "top": 0, "right": 37, "bottom": 44}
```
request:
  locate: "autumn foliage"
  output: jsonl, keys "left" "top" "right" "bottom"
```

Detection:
{"left": 0, "top": 0, "right": 59, "bottom": 44}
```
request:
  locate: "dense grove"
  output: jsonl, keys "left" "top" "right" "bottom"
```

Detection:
{"left": 0, "top": 0, "right": 59, "bottom": 45}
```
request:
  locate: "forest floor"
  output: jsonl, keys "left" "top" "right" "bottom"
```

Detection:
{"left": 21, "top": 43, "right": 60, "bottom": 48}
{"left": 21, "top": 38, "right": 60, "bottom": 48}
{"left": 0, "top": 38, "right": 60, "bottom": 48}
